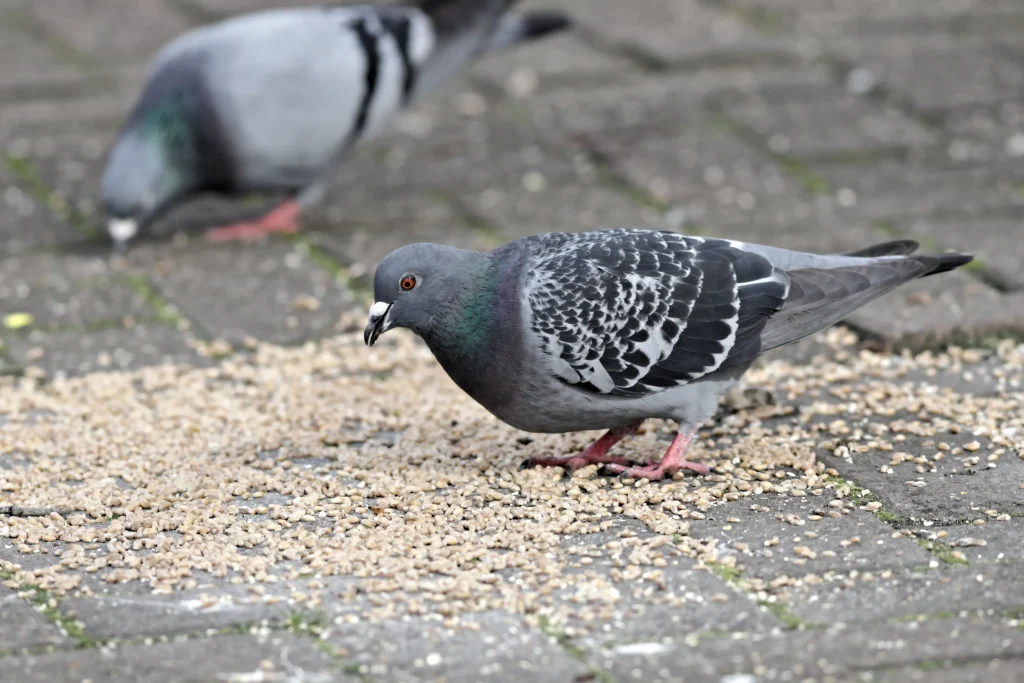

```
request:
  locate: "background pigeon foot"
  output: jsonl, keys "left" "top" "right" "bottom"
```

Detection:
{"left": 204, "top": 200, "right": 301, "bottom": 242}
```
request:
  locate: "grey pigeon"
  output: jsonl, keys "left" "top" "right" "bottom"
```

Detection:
{"left": 101, "top": 0, "right": 570, "bottom": 247}
{"left": 363, "top": 230, "right": 972, "bottom": 481}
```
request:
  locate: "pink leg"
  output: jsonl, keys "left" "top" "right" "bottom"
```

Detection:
{"left": 601, "top": 426, "right": 710, "bottom": 481}
{"left": 203, "top": 200, "right": 302, "bottom": 242}
{"left": 520, "top": 421, "right": 643, "bottom": 474}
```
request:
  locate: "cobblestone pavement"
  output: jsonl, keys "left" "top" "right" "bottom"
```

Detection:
{"left": 2, "top": 0, "right": 1024, "bottom": 681}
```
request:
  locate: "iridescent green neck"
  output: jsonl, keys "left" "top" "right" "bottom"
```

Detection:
{"left": 422, "top": 258, "right": 501, "bottom": 362}
{"left": 136, "top": 97, "right": 196, "bottom": 165}
{"left": 453, "top": 261, "right": 500, "bottom": 354}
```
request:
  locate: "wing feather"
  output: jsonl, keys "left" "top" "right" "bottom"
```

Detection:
{"left": 525, "top": 230, "right": 790, "bottom": 398}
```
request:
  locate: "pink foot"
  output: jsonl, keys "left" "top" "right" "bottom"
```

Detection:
{"left": 519, "top": 422, "right": 643, "bottom": 475}
{"left": 204, "top": 200, "right": 301, "bottom": 242}
{"left": 601, "top": 427, "right": 710, "bottom": 481}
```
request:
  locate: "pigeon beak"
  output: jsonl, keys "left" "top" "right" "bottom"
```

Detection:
{"left": 107, "top": 218, "right": 138, "bottom": 251}
{"left": 364, "top": 301, "right": 393, "bottom": 347}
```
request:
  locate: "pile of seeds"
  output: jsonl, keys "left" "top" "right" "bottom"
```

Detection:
{"left": 0, "top": 327, "right": 1021, "bottom": 627}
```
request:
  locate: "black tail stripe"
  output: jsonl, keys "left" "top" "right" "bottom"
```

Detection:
{"left": 379, "top": 14, "right": 417, "bottom": 104}
{"left": 349, "top": 18, "right": 380, "bottom": 144}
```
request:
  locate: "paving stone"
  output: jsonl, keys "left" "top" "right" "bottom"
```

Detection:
{"left": 1, "top": 633, "right": 354, "bottom": 683}
{"left": 596, "top": 619, "right": 1024, "bottom": 683}
{"left": 741, "top": 0, "right": 1024, "bottom": 38}
{"left": 704, "top": 218, "right": 889, "bottom": 256}
{"left": 871, "top": 658, "right": 1024, "bottom": 683}
{"left": 725, "top": 91, "right": 937, "bottom": 160}
{"left": 928, "top": 517, "right": 1024, "bottom": 564}
{"left": 0, "top": 586, "right": 69, "bottom": 652}
{"left": 308, "top": 192, "right": 495, "bottom": 274}
{"left": 1, "top": 325, "right": 206, "bottom": 377}
{"left": 338, "top": 128, "right": 581, "bottom": 197}
{"left": 788, "top": 564, "right": 1024, "bottom": 624}
{"left": 0, "top": 544, "right": 64, "bottom": 574}
{"left": 819, "top": 159, "right": 1024, "bottom": 222}
{"left": 457, "top": 178, "right": 669, "bottom": 241}
{"left": 829, "top": 35, "right": 1024, "bottom": 112}
{"left": 0, "top": 350, "right": 18, "bottom": 376}
{"left": 544, "top": 0, "right": 794, "bottom": 66}
{"left": 0, "top": 93, "right": 128, "bottom": 140}
{"left": 0, "top": 26, "right": 85, "bottom": 97}
{"left": 326, "top": 611, "right": 588, "bottom": 683}
{"left": 137, "top": 241, "right": 360, "bottom": 345}
{"left": 0, "top": 274, "right": 152, "bottom": 331}
{"left": 1, "top": 132, "right": 116, "bottom": 235}
{"left": 60, "top": 583, "right": 292, "bottom": 640}
{"left": 512, "top": 67, "right": 834, "bottom": 140}
{"left": 565, "top": 568, "right": 776, "bottom": 647}
{"left": 687, "top": 493, "right": 935, "bottom": 579}
{"left": 828, "top": 427, "right": 1024, "bottom": 525}
{"left": 549, "top": 520, "right": 775, "bottom": 644}
{"left": 472, "top": 30, "right": 637, "bottom": 94}
{"left": 592, "top": 125, "right": 812, "bottom": 230}
{"left": 25, "top": 0, "right": 192, "bottom": 66}
{"left": 0, "top": 167, "right": 79, "bottom": 253}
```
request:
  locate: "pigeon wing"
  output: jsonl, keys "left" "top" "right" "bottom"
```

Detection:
{"left": 525, "top": 230, "right": 791, "bottom": 398}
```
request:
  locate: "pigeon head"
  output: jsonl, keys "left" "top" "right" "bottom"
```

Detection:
{"left": 364, "top": 243, "right": 491, "bottom": 347}
{"left": 101, "top": 72, "right": 221, "bottom": 247}
{"left": 101, "top": 124, "right": 186, "bottom": 245}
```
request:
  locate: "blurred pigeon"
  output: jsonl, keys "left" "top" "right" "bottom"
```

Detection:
{"left": 101, "top": 0, "right": 571, "bottom": 247}
{"left": 363, "top": 231, "right": 971, "bottom": 480}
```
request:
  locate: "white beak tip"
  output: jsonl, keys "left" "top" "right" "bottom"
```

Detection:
{"left": 107, "top": 218, "right": 139, "bottom": 244}
{"left": 368, "top": 301, "right": 391, "bottom": 320}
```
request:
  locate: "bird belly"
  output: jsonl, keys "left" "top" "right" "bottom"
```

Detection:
{"left": 489, "top": 376, "right": 736, "bottom": 435}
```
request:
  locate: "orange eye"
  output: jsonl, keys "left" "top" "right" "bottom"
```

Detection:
{"left": 400, "top": 275, "right": 416, "bottom": 291}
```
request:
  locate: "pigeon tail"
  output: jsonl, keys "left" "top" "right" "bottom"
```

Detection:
{"left": 760, "top": 249, "right": 974, "bottom": 352}
{"left": 920, "top": 251, "right": 974, "bottom": 277}
{"left": 400, "top": 0, "right": 569, "bottom": 97}
{"left": 483, "top": 11, "right": 572, "bottom": 52}
{"left": 841, "top": 239, "right": 920, "bottom": 258}
{"left": 408, "top": 0, "right": 517, "bottom": 40}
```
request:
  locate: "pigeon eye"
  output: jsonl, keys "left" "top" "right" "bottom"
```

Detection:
{"left": 400, "top": 275, "right": 417, "bottom": 291}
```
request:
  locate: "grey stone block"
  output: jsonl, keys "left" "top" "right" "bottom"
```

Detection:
{"left": 26, "top": 0, "right": 192, "bottom": 66}
{"left": 543, "top": 0, "right": 794, "bottom": 66}
{"left": 2, "top": 325, "right": 207, "bottom": 377}
{"left": 597, "top": 619, "right": 1024, "bottom": 683}
{"left": 0, "top": 586, "right": 69, "bottom": 652}
{"left": 1, "top": 632, "right": 354, "bottom": 683}
{"left": 135, "top": 240, "right": 360, "bottom": 345}
{"left": 788, "top": 564, "right": 1024, "bottom": 624}
{"left": 60, "top": 584, "right": 292, "bottom": 640}
{"left": 725, "top": 91, "right": 937, "bottom": 160}
{"left": 828, "top": 426, "right": 1024, "bottom": 525}
{"left": 326, "top": 611, "right": 588, "bottom": 683}
{"left": 686, "top": 493, "right": 935, "bottom": 580}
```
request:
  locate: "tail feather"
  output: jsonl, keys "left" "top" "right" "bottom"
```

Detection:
{"left": 409, "top": 0, "right": 516, "bottom": 41}
{"left": 402, "top": 0, "right": 569, "bottom": 96}
{"left": 921, "top": 251, "right": 973, "bottom": 277}
{"left": 761, "top": 251, "right": 973, "bottom": 351}
{"left": 485, "top": 11, "right": 572, "bottom": 52}
{"left": 841, "top": 239, "right": 919, "bottom": 258}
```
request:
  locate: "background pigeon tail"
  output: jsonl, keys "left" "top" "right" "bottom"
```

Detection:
{"left": 409, "top": 0, "right": 518, "bottom": 40}
{"left": 513, "top": 11, "right": 572, "bottom": 41}
{"left": 482, "top": 10, "right": 571, "bottom": 53}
